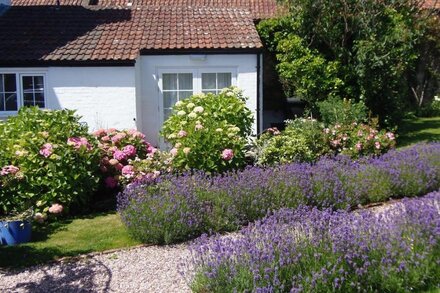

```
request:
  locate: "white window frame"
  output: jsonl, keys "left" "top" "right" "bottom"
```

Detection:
{"left": 0, "top": 71, "right": 47, "bottom": 117}
{"left": 157, "top": 67, "right": 237, "bottom": 125}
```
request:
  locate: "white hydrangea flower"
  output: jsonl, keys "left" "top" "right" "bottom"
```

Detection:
{"left": 177, "top": 110, "right": 186, "bottom": 116}
{"left": 188, "top": 112, "right": 197, "bottom": 119}
{"left": 175, "top": 101, "right": 184, "bottom": 107}
{"left": 193, "top": 106, "right": 204, "bottom": 113}
{"left": 186, "top": 102, "right": 195, "bottom": 109}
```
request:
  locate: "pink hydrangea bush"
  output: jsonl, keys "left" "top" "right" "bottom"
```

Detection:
{"left": 94, "top": 128, "right": 167, "bottom": 188}
{"left": 324, "top": 119, "right": 396, "bottom": 157}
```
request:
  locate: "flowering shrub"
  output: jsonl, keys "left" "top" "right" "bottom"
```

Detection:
{"left": 161, "top": 87, "right": 254, "bottom": 173}
{"left": 317, "top": 97, "right": 369, "bottom": 125}
{"left": 118, "top": 143, "right": 440, "bottom": 244}
{"left": 187, "top": 192, "right": 440, "bottom": 292}
{"left": 93, "top": 128, "right": 158, "bottom": 188}
{"left": 0, "top": 107, "right": 100, "bottom": 218}
{"left": 252, "top": 118, "right": 329, "bottom": 165}
{"left": 324, "top": 119, "right": 396, "bottom": 158}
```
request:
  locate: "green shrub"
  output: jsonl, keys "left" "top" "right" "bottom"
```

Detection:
{"left": 253, "top": 118, "right": 329, "bottom": 165}
{"left": 317, "top": 97, "right": 369, "bottom": 125}
{"left": 419, "top": 95, "right": 440, "bottom": 117}
{"left": 0, "top": 107, "right": 100, "bottom": 217}
{"left": 324, "top": 119, "right": 396, "bottom": 158}
{"left": 161, "top": 87, "right": 254, "bottom": 173}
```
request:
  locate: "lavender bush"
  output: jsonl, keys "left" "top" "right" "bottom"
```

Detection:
{"left": 117, "top": 143, "right": 440, "bottom": 244}
{"left": 187, "top": 191, "right": 440, "bottom": 292}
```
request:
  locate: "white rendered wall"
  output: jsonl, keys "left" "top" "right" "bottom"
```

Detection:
{"left": 47, "top": 67, "right": 137, "bottom": 131}
{"left": 138, "top": 54, "right": 258, "bottom": 146}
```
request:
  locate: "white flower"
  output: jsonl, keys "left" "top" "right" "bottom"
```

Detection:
{"left": 186, "top": 103, "right": 195, "bottom": 109}
{"left": 216, "top": 128, "right": 223, "bottom": 132}
{"left": 226, "top": 92, "right": 234, "bottom": 97}
{"left": 188, "top": 112, "right": 197, "bottom": 119}
{"left": 175, "top": 101, "right": 184, "bottom": 107}
{"left": 174, "top": 143, "right": 182, "bottom": 148}
{"left": 193, "top": 106, "right": 204, "bottom": 113}
{"left": 177, "top": 110, "right": 186, "bottom": 116}
{"left": 183, "top": 147, "right": 191, "bottom": 155}
{"left": 168, "top": 134, "right": 177, "bottom": 139}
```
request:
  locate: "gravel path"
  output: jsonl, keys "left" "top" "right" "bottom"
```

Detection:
{"left": 0, "top": 244, "right": 193, "bottom": 293}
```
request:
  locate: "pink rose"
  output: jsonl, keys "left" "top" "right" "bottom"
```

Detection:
{"left": 375, "top": 141, "right": 381, "bottom": 149}
{"left": 177, "top": 130, "right": 187, "bottom": 138}
{"left": 48, "top": 203, "right": 63, "bottom": 214}
{"left": 386, "top": 132, "right": 395, "bottom": 140}
{"left": 121, "top": 165, "right": 135, "bottom": 178}
{"left": 39, "top": 143, "right": 53, "bottom": 158}
{"left": 1, "top": 165, "right": 20, "bottom": 176}
{"left": 122, "top": 145, "right": 137, "bottom": 157}
{"left": 355, "top": 142, "right": 362, "bottom": 151}
{"left": 113, "top": 150, "right": 127, "bottom": 161}
{"left": 221, "top": 149, "right": 234, "bottom": 161}
{"left": 105, "top": 176, "right": 118, "bottom": 189}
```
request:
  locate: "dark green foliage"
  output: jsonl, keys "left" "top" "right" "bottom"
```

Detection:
{"left": 258, "top": 0, "right": 433, "bottom": 126}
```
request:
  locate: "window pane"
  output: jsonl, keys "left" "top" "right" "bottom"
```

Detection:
{"left": 34, "top": 76, "right": 44, "bottom": 91}
{"left": 218, "top": 73, "right": 231, "bottom": 89}
{"left": 5, "top": 93, "right": 17, "bottom": 111}
{"left": 0, "top": 93, "right": 4, "bottom": 111}
{"left": 23, "top": 93, "right": 34, "bottom": 106}
{"left": 163, "top": 74, "right": 177, "bottom": 90}
{"left": 35, "top": 93, "right": 45, "bottom": 107}
{"left": 202, "top": 73, "right": 216, "bottom": 90}
{"left": 180, "top": 91, "right": 193, "bottom": 99}
{"left": 178, "top": 73, "right": 193, "bottom": 90}
{"left": 4, "top": 74, "right": 16, "bottom": 92}
{"left": 22, "top": 76, "right": 33, "bottom": 91}
{"left": 163, "top": 91, "right": 177, "bottom": 109}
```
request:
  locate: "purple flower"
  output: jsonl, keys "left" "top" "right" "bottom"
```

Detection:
{"left": 113, "top": 150, "right": 127, "bottom": 161}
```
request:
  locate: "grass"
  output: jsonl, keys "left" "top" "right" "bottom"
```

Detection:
{"left": 398, "top": 116, "right": 440, "bottom": 147}
{"left": 0, "top": 212, "right": 140, "bottom": 269}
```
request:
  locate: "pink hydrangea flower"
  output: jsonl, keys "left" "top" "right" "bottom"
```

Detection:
{"left": 386, "top": 132, "right": 395, "bottom": 140}
{"left": 101, "top": 136, "right": 110, "bottom": 142}
{"left": 195, "top": 124, "right": 204, "bottom": 131}
{"left": 122, "top": 145, "right": 137, "bottom": 157}
{"left": 109, "top": 158, "right": 119, "bottom": 166}
{"left": 355, "top": 142, "right": 363, "bottom": 151}
{"left": 221, "top": 149, "right": 234, "bottom": 161}
{"left": 115, "top": 163, "right": 124, "bottom": 171}
{"left": 34, "top": 212, "right": 46, "bottom": 223}
{"left": 375, "top": 141, "right": 381, "bottom": 149}
{"left": 93, "top": 128, "right": 107, "bottom": 137}
{"left": 67, "top": 137, "right": 92, "bottom": 151}
{"left": 105, "top": 176, "right": 118, "bottom": 189}
{"left": 113, "top": 150, "right": 127, "bottom": 161}
{"left": 111, "top": 133, "right": 126, "bottom": 144}
{"left": 122, "top": 165, "right": 135, "bottom": 178}
{"left": 39, "top": 143, "right": 53, "bottom": 158}
{"left": 1, "top": 165, "right": 20, "bottom": 176}
{"left": 177, "top": 130, "right": 187, "bottom": 138}
{"left": 147, "top": 145, "right": 157, "bottom": 155}
{"left": 48, "top": 203, "right": 63, "bottom": 214}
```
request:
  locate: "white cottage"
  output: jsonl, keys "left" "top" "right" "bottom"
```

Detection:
{"left": 0, "top": 1, "right": 283, "bottom": 146}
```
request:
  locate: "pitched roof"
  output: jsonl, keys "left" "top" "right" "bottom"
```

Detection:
{"left": 10, "top": 0, "right": 283, "bottom": 19}
{"left": 0, "top": 5, "right": 263, "bottom": 64}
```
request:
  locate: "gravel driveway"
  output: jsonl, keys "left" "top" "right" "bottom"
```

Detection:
{"left": 0, "top": 244, "right": 193, "bottom": 293}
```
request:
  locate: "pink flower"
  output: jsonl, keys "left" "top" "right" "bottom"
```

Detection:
{"left": 115, "top": 163, "right": 124, "bottom": 171}
{"left": 324, "top": 128, "right": 330, "bottom": 134}
{"left": 177, "top": 130, "right": 187, "bottom": 138}
{"left": 386, "top": 132, "right": 395, "bottom": 140}
{"left": 67, "top": 137, "right": 92, "bottom": 151}
{"left": 48, "top": 203, "right": 63, "bottom": 214}
{"left": 109, "top": 158, "right": 119, "bottom": 166}
{"left": 93, "top": 128, "right": 107, "bottom": 137}
{"left": 121, "top": 165, "right": 135, "bottom": 178}
{"left": 1, "top": 165, "right": 20, "bottom": 176}
{"left": 147, "top": 145, "right": 157, "bottom": 155}
{"left": 330, "top": 139, "right": 341, "bottom": 147}
{"left": 101, "top": 156, "right": 110, "bottom": 166}
{"left": 34, "top": 212, "right": 46, "bottom": 223}
{"left": 195, "top": 124, "right": 204, "bottom": 131}
{"left": 111, "top": 133, "right": 126, "bottom": 144}
{"left": 105, "top": 176, "right": 118, "bottom": 189}
{"left": 39, "top": 143, "right": 53, "bottom": 158}
{"left": 355, "top": 142, "right": 362, "bottom": 151}
{"left": 357, "top": 130, "right": 364, "bottom": 137}
{"left": 101, "top": 136, "right": 110, "bottom": 142}
{"left": 375, "top": 141, "right": 381, "bottom": 149}
{"left": 113, "top": 150, "right": 127, "bottom": 161}
{"left": 122, "top": 145, "right": 137, "bottom": 157}
{"left": 170, "top": 148, "right": 178, "bottom": 156}
{"left": 221, "top": 149, "right": 234, "bottom": 161}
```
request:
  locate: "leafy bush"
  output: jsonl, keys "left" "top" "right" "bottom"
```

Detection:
{"left": 161, "top": 87, "right": 254, "bottom": 173}
{"left": 324, "top": 120, "right": 396, "bottom": 158}
{"left": 187, "top": 192, "right": 440, "bottom": 292}
{"left": 318, "top": 97, "right": 369, "bottom": 125}
{"left": 0, "top": 107, "right": 100, "bottom": 217}
{"left": 93, "top": 128, "right": 158, "bottom": 188}
{"left": 419, "top": 95, "right": 440, "bottom": 117}
{"left": 118, "top": 143, "right": 440, "bottom": 244}
{"left": 252, "top": 118, "right": 329, "bottom": 165}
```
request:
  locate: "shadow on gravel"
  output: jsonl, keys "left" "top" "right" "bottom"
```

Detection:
{"left": 8, "top": 259, "right": 112, "bottom": 292}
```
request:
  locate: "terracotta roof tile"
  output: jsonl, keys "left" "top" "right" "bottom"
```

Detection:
{"left": 10, "top": 0, "right": 285, "bottom": 19}
{"left": 0, "top": 5, "right": 263, "bottom": 64}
